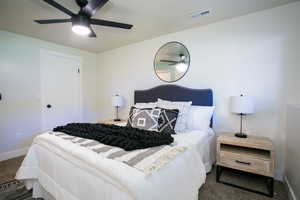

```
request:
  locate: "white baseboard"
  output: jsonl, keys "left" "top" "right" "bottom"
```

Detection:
{"left": 284, "top": 176, "right": 298, "bottom": 200}
{"left": 0, "top": 147, "right": 29, "bottom": 162}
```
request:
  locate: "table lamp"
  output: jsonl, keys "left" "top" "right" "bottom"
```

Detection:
{"left": 230, "top": 95, "right": 255, "bottom": 138}
{"left": 112, "top": 95, "right": 124, "bottom": 121}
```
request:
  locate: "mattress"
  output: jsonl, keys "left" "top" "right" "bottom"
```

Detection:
{"left": 175, "top": 128, "right": 216, "bottom": 173}
{"left": 16, "top": 128, "right": 215, "bottom": 200}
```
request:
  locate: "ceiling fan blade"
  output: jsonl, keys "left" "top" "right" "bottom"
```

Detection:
{"left": 34, "top": 19, "right": 72, "bottom": 24}
{"left": 82, "top": 0, "right": 109, "bottom": 17}
{"left": 90, "top": 19, "right": 133, "bottom": 29}
{"left": 89, "top": 27, "right": 97, "bottom": 38}
{"left": 159, "top": 60, "right": 178, "bottom": 64}
{"left": 43, "top": 0, "right": 75, "bottom": 16}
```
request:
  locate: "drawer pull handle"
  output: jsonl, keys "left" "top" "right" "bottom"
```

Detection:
{"left": 235, "top": 160, "right": 251, "bottom": 165}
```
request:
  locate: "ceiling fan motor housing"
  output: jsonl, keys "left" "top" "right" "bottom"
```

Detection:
{"left": 76, "top": 0, "right": 88, "bottom": 8}
{"left": 72, "top": 14, "right": 91, "bottom": 27}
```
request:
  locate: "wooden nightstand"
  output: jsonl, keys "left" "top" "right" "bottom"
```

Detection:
{"left": 216, "top": 133, "right": 275, "bottom": 197}
{"left": 98, "top": 120, "right": 127, "bottom": 126}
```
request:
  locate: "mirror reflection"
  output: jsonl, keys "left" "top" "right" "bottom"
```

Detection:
{"left": 154, "top": 42, "right": 190, "bottom": 82}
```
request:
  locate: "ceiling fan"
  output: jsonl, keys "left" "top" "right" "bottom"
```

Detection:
{"left": 34, "top": 0, "right": 133, "bottom": 37}
{"left": 159, "top": 54, "right": 188, "bottom": 72}
{"left": 159, "top": 54, "right": 186, "bottom": 65}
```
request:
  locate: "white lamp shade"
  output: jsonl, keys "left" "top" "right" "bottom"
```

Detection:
{"left": 230, "top": 96, "right": 255, "bottom": 114}
{"left": 112, "top": 95, "right": 124, "bottom": 107}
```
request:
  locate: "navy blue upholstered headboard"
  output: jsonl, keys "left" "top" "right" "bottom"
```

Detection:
{"left": 134, "top": 85, "right": 213, "bottom": 127}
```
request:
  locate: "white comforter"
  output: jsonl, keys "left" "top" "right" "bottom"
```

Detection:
{"left": 16, "top": 130, "right": 208, "bottom": 200}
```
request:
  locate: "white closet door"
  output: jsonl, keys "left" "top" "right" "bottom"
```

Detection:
{"left": 41, "top": 50, "right": 81, "bottom": 131}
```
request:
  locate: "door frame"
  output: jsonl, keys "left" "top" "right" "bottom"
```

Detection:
{"left": 40, "top": 49, "right": 83, "bottom": 131}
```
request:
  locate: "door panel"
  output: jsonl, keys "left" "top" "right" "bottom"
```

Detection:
{"left": 41, "top": 51, "right": 81, "bottom": 131}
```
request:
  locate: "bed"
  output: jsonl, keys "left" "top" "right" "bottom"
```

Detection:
{"left": 16, "top": 85, "right": 215, "bottom": 200}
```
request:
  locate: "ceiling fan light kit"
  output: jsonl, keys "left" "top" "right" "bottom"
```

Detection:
{"left": 35, "top": 0, "right": 133, "bottom": 38}
{"left": 72, "top": 25, "right": 91, "bottom": 36}
{"left": 71, "top": 15, "right": 91, "bottom": 36}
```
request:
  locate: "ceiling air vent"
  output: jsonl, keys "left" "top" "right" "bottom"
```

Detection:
{"left": 191, "top": 10, "right": 210, "bottom": 18}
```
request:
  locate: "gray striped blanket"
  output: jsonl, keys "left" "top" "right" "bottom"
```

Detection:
{"left": 49, "top": 132, "right": 187, "bottom": 176}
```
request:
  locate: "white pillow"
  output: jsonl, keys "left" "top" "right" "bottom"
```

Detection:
{"left": 134, "top": 102, "right": 157, "bottom": 108}
{"left": 157, "top": 98, "right": 192, "bottom": 132}
{"left": 187, "top": 106, "right": 215, "bottom": 131}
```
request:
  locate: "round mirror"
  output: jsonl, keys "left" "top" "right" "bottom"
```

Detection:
{"left": 154, "top": 42, "right": 190, "bottom": 82}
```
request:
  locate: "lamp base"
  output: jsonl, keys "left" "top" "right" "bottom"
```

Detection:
{"left": 114, "top": 119, "right": 121, "bottom": 122}
{"left": 235, "top": 133, "right": 248, "bottom": 138}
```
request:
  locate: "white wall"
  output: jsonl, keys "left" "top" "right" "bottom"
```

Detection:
{"left": 286, "top": 105, "right": 300, "bottom": 200}
{"left": 0, "top": 31, "right": 98, "bottom": 157}
{"left": 96, "top": 2, "right": 300, "bottom": 179}
{"left": 286, "top": 29, "right": 300, "bottom": 105}
{"left": 285, "top": 19, "right": 300, "bottom": 198}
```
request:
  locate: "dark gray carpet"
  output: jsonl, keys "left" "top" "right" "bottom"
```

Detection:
{"left": 199, "top": 167, "right": 289, "bottom": 200}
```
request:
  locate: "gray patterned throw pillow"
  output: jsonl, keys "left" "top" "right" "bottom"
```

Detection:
{"left": 127, "top": 107, "right": 161, "bottom": 131}
{"left": 157, "top": 107, "right": 179, "bottom": 134}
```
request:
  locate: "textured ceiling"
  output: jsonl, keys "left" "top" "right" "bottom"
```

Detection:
{"left": 0, "top": 0, "right": 298, "bottom": 53}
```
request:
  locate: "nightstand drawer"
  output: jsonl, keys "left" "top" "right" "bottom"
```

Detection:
{"left": 219, "top": 151, "right": 272, "bottom": 176}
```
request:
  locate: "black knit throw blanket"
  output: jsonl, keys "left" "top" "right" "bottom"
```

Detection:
{"left": 53, "top": 123, "right": 174, "bottom": 151}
